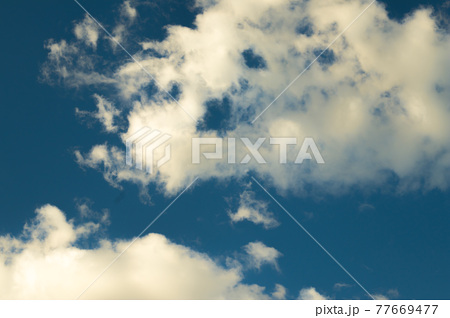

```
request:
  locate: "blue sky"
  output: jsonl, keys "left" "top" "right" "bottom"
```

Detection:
{"left": 0, "top": 0, "right": 449, "bottom": 299}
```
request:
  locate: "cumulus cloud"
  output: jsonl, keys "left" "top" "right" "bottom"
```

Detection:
{"left": 228, "top": 188, "right": 279, "bottom": 229}
{"left": 42, "top": 0, "right": 450, "bottom": 198}
{"left": 121, "top": 1, "right": 137, "bottom": 21}
{"left": 298, "top": 287, "right": 329, "bottom": 300}
{"left": 244, "top": 241, "right": 282, "bottom": 270}
{"left": 1, "top": 205, "right": 338, "bottom": 300}
{"left": 272, "top": 283, "right": 287, "bottom": 299}
{"left": 373, "top": 288, "right": 399, "bottom": 300}
{"left": 109, "top": 1, "right": 139, "bottom": 50}
{"left": 74, "top": 15, "right": 100, "bottom": 48}
{"left": 0, "top": 205, "right": 287, "bottom": 299}
{"left": 373, "top": 294, "right": 389, "bottom": 300}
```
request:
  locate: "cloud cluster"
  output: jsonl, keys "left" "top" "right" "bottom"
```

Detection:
{"left": 373, "top": 288, "right": 399, "bottom": 300}
{"left": 244, "top": 241, "right": 282, "bottom": 270}
{"left": 228, "top": 188, "right": 279, "bottom": 228}
{"left": 298, "top": 287, "right": 328, "bottom": 300}
{"left": 74, "top": 14, "right": 100, "bottom": 48}
{"left": 42, "top": 0, "right": 450, "bottom": 198}
{"left": 1, "top": 204, "right": 355, "bottom": 300}
{"left": 0, "top": 204, "right": 289, "bottom": 299}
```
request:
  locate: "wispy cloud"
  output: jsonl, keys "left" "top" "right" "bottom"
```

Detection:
{"left": 76, "top": 94, "right": 121, "bottom": 133}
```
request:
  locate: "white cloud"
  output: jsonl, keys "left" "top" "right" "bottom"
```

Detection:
{"left": 272, "top": 284, "right": 287, "bottom": 299}
{"left": 387, "top": 289, "right": 400, "bottom": 298}
{"left": 298, "top": 287, "right": 328, "bottom": 300}
{"left": 228, "top": 189, "right": 279, "bottom": 229}
{"left": 121, "top": 1, "right": 137, "bottom": 21}
{"left": 74, "top": 15, "right": 100, "bottom": 48}
{"left": 0, "top": 205, "right": 286, "bottom": 299}
{"left": 373, "top": 294, "right": 388, "bottom": 300}
{"left": 76, "top": 95, "right": 121, "bottom": 132}
{"left": 75, "top": 198, "right": 110, "bottom": 225}
{"left": 74, "top": 143, "right": 166, "bottom": 204}
{"left": 42, "top": 0, "right": 450, "bottom": 197}
{"left": 110, "top": 1, "right": 138, "bottom": 50}
{"left": 41, "top": 39, "right": 115, "bottom": 87}
{"left": 244, "top": 241, "right": 282, "bottom": 270}
{"left": 373, "top": 288, "right": 399, "bottom": 300}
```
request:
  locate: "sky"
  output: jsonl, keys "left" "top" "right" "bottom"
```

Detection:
{"left": 0, "top": 0, "right": 449, "bottom": 300}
